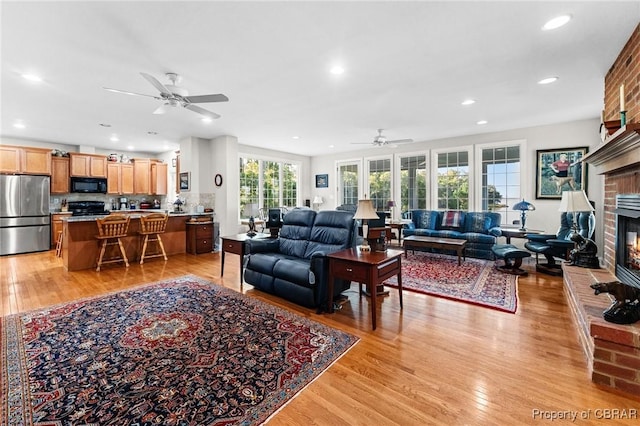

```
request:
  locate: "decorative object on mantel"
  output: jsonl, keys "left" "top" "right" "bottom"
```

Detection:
{"left": 620, "top": 83, "right": 627, "bottom": 126}
{"left": 590, "top": 281, "right": 640, "bottom": 324}
{"left": 353, "top": 197, "right": 379, "bottom": 252}
{"left": 512, "top": 199, "right": 535, "bottom": 231}
{"left": 568, "top": 233, "right": 600, "bottom": 268}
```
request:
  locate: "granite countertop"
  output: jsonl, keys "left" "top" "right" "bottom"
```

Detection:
{"left": 62, "top": 211, "right": 214, "bottom": 222}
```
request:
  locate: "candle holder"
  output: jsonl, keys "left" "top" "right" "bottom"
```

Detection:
{"left": 620, "top": 111, "right": 627, "bottom": 127}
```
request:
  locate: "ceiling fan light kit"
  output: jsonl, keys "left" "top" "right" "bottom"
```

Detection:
{"left": 104, "top": 72, "right": 229, "bottom": 119}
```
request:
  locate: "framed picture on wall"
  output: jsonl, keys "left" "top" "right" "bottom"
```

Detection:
{"left": 315, "top": 174, "right": 328, "bottom": 188}
{"left": 179, "top": 172, "right": 190, "bottom": 191}
{"left": 535, "top": 147, "right": 588, "bottom": 199}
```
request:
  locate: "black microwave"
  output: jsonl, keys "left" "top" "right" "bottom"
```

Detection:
{"left": 70, "top": 177, "right": 107, "bottom": 193}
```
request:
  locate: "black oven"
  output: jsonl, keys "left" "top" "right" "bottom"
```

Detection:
{"left": 70, "top": 177, "right": 107, "bottom": 194}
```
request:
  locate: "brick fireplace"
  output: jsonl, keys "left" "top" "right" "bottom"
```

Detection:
{"left": 562, "top": 24, "right": 640, "bottom": 397}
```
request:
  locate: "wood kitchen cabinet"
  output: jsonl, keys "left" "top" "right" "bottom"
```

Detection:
{"left": 150, "top": 162, "right": 168, "bottom": 195}
{"left": 70, "top": 153, "right": 107, "bottom": 177}
{"left": 133, "top": 158, "right": 150, "bottom": 194}
{"left": 0, "top": 145, "right": 51, "bottom": 175}
{"left": 107, "top": 163, "right": 134, "bottom": 195}
{"left": 51, "top": 157, "right": 70, "bottom": 193}
{"left": 186, "top": 221, "right": 214, "bottom": 254}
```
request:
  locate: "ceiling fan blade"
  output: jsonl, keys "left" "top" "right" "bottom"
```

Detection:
{"left": 387, "top": 138, "right": 414, "bottom": 144}
{"left": 351, "top": 142, "right": 375, "bottom": 145}
{"left": 103, "top": 87, "right": 161, "bottom": 99}
{"left": 185, "top": 104, "right": 220, "bottom": 119}
{"left": 140, "top": 72, "right": 171, "bottom": 95}
{"left": 153, "top": 104, "right": 170, "bottom": 115}
{"left": 185, "top": 94, "right": 229, "bottom": 103}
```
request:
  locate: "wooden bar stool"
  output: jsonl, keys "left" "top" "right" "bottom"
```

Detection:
{"left": 139, "top": 213, "right": 168, "bottom": 264}
{"left": 95, "top": 214, "right": 131, "bottom": 271}
{"left": 55, "top": 231, "right": 63, "bottom": 257}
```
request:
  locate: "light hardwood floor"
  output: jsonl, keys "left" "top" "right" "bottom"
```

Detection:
{"left": 2, "top": 249, "right": 639, "bottom": 425}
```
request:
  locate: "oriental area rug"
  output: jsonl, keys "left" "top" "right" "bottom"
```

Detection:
{"left": 385, "top": 252, "right": 518, "bottom": 313}
{"left": 1, "top": 275, "right": 358, "bottom": 425}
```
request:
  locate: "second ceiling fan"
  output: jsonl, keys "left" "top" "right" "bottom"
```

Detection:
{"left": 352, "top": 129, "right": 414, "bottom": 147}
{"left": 104, "top": 72, "right": 229, "bottom": 120}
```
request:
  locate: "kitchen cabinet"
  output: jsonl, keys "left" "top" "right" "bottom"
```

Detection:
{"left": 150, "top": 162, "right": 168, "bottom": 195}
{"left": 107, "top": 163, "right": 134, "bottom": 195}
{"left": 133, "top": 158, "right": 150, "bottom": 194}
{"left": 70, "top": 153, "right": 107, "bottom": 177}
{"left": 51, "top": 212, "right": 73, "bottom": 248}
{"left": 51, "top": 157, "right": 70, "bottom": 193}
{"left": 0, "top": 145, "right": 51, "bottom": 175}
{"left": 186, "top": 221, "right": 214, "bottom": 254}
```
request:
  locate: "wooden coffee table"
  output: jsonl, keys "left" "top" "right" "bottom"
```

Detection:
{"left": 403, "top": 235, "right": 466, "bottom": 265}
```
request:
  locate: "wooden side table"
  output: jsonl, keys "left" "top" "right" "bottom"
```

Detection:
{"left": 327, "top": 248, "right": 403, "bottom": 330}
{"left": 221, "top": 233, "right": 268, "bottom": 282}
{"left": 500, "top": 228, "right": 543, "bottom": 244}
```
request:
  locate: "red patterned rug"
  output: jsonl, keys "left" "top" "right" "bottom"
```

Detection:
{"left": 385, "top": 252, "right": 518, "bottom": 313}
{"left": 1, "top": 275, "right": 358, "bottom": 425}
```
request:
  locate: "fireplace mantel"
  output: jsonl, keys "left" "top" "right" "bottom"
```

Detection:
{"left": 583, "top": 124, "right": 640, "bottom": 175}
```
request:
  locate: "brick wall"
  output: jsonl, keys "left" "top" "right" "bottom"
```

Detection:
{"left": 604, "top": 24, "right": 640, "bottom": 123}
{"left": 602, "top": 24, "right": 640, "bottom": 272}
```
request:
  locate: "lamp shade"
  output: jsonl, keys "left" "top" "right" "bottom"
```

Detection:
{"left": 353, "top": 199, "right": 379, "bottom": 220}
{"left": 312, "top": 196, "right": 323, "bottom": 205}
{"left": 512, "top": 199, "right": 535, "bottom": 212}
{"left": 558, "top": 190, "right": 594, "bottom": 212}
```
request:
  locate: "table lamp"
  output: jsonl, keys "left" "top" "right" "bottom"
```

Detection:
{"left": 353, "top": 198, "right": 379, "bottom": 252}
{"left": 512, "top": 199, "right": 535, "bottom": 231}
{"left": 312, "top": 195, "right": 323, "bottom": 211}
{"left": 558, "top": 190, "right": 595, "bottom": 236}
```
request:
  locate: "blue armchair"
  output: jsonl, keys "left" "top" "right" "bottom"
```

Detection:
{"left": 524, "top": 211, "right": 594, "bottom": 275}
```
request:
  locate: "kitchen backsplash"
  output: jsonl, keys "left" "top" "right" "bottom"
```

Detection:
{"left": 50, "top": 194, "right": 168, "bottom": 212}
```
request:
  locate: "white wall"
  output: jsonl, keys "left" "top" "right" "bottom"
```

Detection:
{"left": 311, "top": 118, "right": 604, "bottom": 249}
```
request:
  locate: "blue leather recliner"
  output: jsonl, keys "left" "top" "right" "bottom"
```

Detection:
{"left": 524, "top": 211, "right": 594, "bottom": 275}
{"left": 244, "top": 208, "right": 357, "bottom": 311}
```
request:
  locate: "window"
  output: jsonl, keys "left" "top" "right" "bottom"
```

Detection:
{"left": 239, "top": 156, "right": 299, "bottom": 219}
{"left": 337, "top": 161, "right": 360, "bottom": 207}
{"left": 398, "top": 154, "right": 427, "bottom": 212}
{"left": 479, "top": 143, "right": 522, "bottom": 225}
{"left": 435, "top": 150, "right": 470, "bottom": 210}
{"left": 367, "top": 158, "right": 391, "bottom": 211}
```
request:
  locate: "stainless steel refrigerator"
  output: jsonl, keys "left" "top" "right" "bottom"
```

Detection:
{"left": 0, "top": 175, "right": 51, "bottom": 255}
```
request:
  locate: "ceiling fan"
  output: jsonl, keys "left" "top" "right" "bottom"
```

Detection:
{"left": 352, "top": 129, "right": 414, "bottom": 147}
{"left": 103, "top": 72, "right": 228, "bottom": 120}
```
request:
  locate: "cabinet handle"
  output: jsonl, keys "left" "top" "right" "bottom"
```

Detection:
{"left": 203, "top": 240, "right": 207, "bottom": 244}
{"left": 346, "top": 268, "right": 353, "bottom": 272}
{"left": 203, "top": 227, "right": 208, "bottom": 231}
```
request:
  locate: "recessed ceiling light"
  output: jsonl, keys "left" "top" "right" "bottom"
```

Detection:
{"left": 461, "top": 99, "right": 476, "bottom": 106}
{"left": 330, "top": 65, "right": 345, "bottom": 75}
{"left": 21, "top": 73, "right": 42, "bottom": 82}
{"left": 127, "top": 145, "right": 134, "bottom": 150}
{"left": 292, "top": 136, "right": 300, "bottom": 140}
{"left": 477, "top": 120, "right": 488, "bottom": 125}
{"left": 328, "top": 144, "right": 335, "bottom": 148}
{"left": 538, "top": 77, "right": 559, "bottom": 85}
{"left": 542, "top": 15, "right": 571, "bottom": 31}
{"left": 99, "top": 123, "right": 112, "bottom": 127}
{"left": 201, "top": 117, "right": 213, "bottom": 123}
{"left": 13, "top": 122, "right": 26, "bottom": 129}
{"left": 110, "top": 135, "right": 119, "bottom": 142}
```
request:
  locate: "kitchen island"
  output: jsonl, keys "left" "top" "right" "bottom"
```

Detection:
{"left": 61, "top": 212, "right": 213, "bottom": 271}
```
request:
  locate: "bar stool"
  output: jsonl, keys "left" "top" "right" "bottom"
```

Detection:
{"left": 139, "top": 213, "right": 168, "bottom": 264}
{"left": 95, "top": 214, "right": 131, "bottom": 272}
{"left": 55, "top": 231, "right": 63, "bottom": 257}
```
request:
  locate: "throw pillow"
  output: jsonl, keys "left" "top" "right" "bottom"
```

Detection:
{"left": 441, "top": 211, "right": 464, "bottom": 229}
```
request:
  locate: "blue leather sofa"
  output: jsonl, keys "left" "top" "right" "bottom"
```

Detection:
{"left": 244, "top": 208, "right": 357, "bottom": 311}
{"left": 402, "top": 210, "right": 502, "bottom": 260}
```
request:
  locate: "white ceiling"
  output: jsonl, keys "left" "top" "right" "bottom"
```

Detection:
{"left": 1, "top": 1, "right": 639, "bottom": 156}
